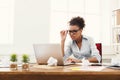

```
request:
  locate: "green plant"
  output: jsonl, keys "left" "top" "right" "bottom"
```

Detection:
{"left": 22, "top": 54, "right": 30, "bottom": 63}
{"left": 10, "top": 54, "right": 17, "bottom": 62}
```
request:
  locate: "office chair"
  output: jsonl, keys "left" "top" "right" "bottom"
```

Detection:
{"left": 96, "top": 43, "right": 102, "bottom": 63}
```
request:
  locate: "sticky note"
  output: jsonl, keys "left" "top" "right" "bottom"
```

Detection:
{"left": 71, "top": 67, "right": 80, "bottom": 70}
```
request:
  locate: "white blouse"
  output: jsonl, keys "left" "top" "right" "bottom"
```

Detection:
{"left": 64, "top": 35, "right": 101, "bottom": 63}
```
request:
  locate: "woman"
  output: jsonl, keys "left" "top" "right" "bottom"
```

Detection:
{"left": 60, "top": 16, "right": 101, "bottom": 63}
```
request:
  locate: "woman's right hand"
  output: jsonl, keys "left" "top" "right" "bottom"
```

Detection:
{"left": 60, "top": 30, "right": 68, "bottom": 41}
{"left": 66, "top": 58, "right": 82, "bottom": 63}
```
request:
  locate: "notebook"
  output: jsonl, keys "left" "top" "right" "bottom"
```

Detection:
{"left": 33, "top": 44, "right": 74, "bottom": 66}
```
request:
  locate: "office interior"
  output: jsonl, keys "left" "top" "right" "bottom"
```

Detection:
{"left": 0, "top": 0, "right": 120, "bottom": 65}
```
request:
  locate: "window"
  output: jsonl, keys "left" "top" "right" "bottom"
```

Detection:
{"left": 0, "top": 0, "right": 14, "bottom": 44}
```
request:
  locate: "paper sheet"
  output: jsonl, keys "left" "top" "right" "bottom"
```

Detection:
{"left": 69, "top": 66, "right": 106, "bottom": 71}
{"left": 0, "top": 68, "right": 11, "bottom": 71}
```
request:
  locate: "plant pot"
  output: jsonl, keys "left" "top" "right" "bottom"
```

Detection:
{"left": 22, "top": 63, "right": 29, "bottom": 71}
{"left": 10, "top": 62, "right": 17, "bottom": 70}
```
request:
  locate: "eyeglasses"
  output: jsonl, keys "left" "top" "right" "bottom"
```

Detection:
{"left": 68, "top": 29, "right": 80, "bottom": 34}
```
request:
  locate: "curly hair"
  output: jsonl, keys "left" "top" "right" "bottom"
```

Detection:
{"left": 69, "top": 16, "right": 85, "bottom": 29}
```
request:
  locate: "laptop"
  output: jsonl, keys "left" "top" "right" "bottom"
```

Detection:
{"left": 33, "top": 44, "right": 71, "bottom": 66}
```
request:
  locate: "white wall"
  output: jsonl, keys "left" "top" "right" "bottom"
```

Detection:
{"left": 0, "top": 0, "right": 50, "bottom": 57}
{"left": 0, "top": 0, "right": 120, "bottom": 62}
{"left": 118, "top": 0, "right": 120, "bottom": 9}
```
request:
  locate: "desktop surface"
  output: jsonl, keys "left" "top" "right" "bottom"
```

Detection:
{"left": 0, "top": 64, "right": 120, "bottom": 80}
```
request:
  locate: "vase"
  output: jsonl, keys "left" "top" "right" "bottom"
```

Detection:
{"left": 10, "top": 62, "right": 17, "bottom": 70}
{"left": 22, "top": 63, "right": 29, "bottom": 71}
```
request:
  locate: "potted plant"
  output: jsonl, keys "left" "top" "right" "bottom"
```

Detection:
{"left": 10, "top": 54, "right": 17, "bottom": 70}
{"left": 22, "top": 54, "right": 30, "bottom": 70}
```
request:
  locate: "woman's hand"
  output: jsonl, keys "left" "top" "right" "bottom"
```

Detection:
{"left": 66, "top": 58, "right": 82, "bottom": 63}
{"left": 60, "top": 30, "right": 68, "bottom": 56}
{"left": 60, "top": 30, "right": 68, "bottom": 41}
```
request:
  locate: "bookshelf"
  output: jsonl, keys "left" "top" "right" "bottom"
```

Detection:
{"left": 112, "top": 9, "right": 120, "bottom": 54}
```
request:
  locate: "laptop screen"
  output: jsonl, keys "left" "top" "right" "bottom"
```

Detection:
{"left": 33, "top": 44, "right": 64, "bottom": 65}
